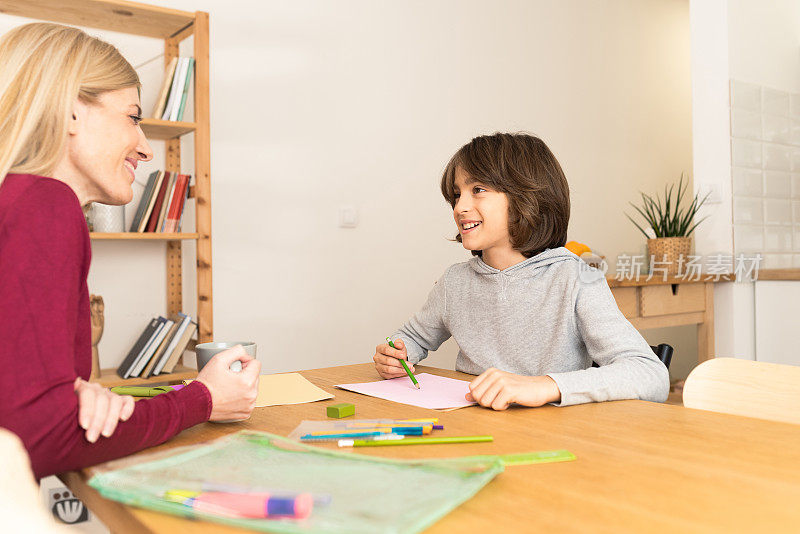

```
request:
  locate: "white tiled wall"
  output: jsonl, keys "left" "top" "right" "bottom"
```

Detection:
{"left": 730, "top": 80, "right": 800, "bottom": 268}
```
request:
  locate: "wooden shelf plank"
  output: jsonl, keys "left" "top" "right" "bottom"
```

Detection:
{"left": 93, "top": 365, "right": 197, "bottom": 388}
{"left": 90, "top": 232, "right": 198, "bottom": 240}
{"left": 0, "top": 0, "right": 196, "bottom": 39}
{"left": 140, "top": 118, "right": 196, "bottom": 140}
{"left": 607, "top": 274, "right": 736, "bottom": 288}
{"left": 755, "top": 268, "right": 800, "bottom": 281}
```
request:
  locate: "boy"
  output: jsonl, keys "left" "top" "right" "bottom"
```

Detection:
{"left": 373, "top": 133, "right": 669, "bottom": 409}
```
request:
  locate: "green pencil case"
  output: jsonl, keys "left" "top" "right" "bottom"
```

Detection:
{"left": 110, "top": 385, "right": 180, "bottom": 397}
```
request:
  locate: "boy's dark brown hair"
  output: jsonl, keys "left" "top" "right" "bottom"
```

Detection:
{"left": 440, "top": 132, "right": 570, "bottom": 258}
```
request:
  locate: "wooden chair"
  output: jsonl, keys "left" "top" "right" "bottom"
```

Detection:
{"left": 592, "top": 344, "right": 673, "bottom": 369}
{"left": 650, "top": 344, "right": 673, "bottom": 369}
{"left": 683, "top": 358, "right": 800, "bottom": 425}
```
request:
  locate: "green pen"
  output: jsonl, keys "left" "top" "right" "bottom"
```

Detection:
{"left": 386, "top": 336, "right": 420, "bottom": 389}
{"left": 338, "top": 435, "right": 493, "bottom": 448}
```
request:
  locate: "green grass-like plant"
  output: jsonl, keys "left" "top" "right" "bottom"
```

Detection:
{"left": 626, "top": 173, "right": 710, "bottom": 238}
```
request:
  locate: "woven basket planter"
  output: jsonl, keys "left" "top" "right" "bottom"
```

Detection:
{"left": 647, "top": 237, "right": 691, "bottom": 276}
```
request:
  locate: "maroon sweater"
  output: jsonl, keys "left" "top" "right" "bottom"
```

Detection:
{"left": 0, "top": 174, "right": 212, "bottom": 479}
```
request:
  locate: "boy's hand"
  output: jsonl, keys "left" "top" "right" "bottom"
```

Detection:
{"left": 466, "top": 368, "right": 561, "bottom": 410}
{"left": 373, "top": 339, "right": 415, "bottom": 379}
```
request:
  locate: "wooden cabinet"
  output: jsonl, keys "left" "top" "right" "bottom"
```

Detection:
{"left": 608, "top": 275, "right": 732, "bottom": 363}
{"left": 640, "top": 284, "right": 706, "bottom": 317}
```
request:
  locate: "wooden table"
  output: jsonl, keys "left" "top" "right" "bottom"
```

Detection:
{"left": 607, "top": 275, "right": 735, "bottom": 363}
{"left": 61, "top": 364, "right": 800, "bottom": 533}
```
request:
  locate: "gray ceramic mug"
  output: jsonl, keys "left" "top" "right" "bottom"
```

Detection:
{"left": 195, "top": 341, "right": 257, "bottom": 372}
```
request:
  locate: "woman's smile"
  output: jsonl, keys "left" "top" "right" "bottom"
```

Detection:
{"left": 123, "top": 157, "right": 137, "bottom": 181}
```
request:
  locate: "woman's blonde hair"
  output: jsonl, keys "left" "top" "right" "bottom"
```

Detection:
{"left": 0, "top": 23, "right": 139, "bottom": 182}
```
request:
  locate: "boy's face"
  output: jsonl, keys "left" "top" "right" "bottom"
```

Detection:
{"left": 452, "top": 167, "right": 514, "bottom": 256}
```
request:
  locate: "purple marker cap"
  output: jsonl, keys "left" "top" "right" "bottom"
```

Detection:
{"left": 265, "top": 494, "right": 313, "bottom": 518}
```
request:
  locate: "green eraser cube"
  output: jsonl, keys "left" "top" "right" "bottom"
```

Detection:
{"left": 327, "top": 403, "right": 355, "bottom": 418}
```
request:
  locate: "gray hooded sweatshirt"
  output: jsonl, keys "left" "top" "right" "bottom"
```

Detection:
{"left": 392, "top": 247, "right": 670, "bottom": 406}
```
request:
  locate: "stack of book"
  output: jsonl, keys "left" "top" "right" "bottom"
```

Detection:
{"left": 129, "top": 170, "right": 191, "bottom": 233}
{"left": 152, "top": 56, "right": 195, "bottom": 122}
{"left": 116, "top": 313, "right": 197, "bottom": 379}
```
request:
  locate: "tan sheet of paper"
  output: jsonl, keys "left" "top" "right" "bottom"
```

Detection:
{"left": 254, "top": 373, "right": 334, "bottom": 407}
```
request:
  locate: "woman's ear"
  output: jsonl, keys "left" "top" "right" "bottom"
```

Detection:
{"left": 67, "top": 99, "right": 87, "bottom": 136}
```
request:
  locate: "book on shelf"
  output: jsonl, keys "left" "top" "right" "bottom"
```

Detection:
{"left": 147, "top": 313, "right": 188, "bottom": 377}
{"left": 127, "top": 170, "right": 191, "bottom": 233}
{"left": 128, "top": 171, "right": 159, "bottom": 232}
{"left": 116, "top": 313, "right": 197, "bottom": 379}
{"left": 145, "top": 172, "right": 171, "bottom": 232}
{"left": 158, "top": 56, "right": 194, "bottom": 122}
{"left": 175, "top": 58, "right": 195, "bottom": 122}
{"left": 160, "top": 57, "right": 185, "bottom": 121}
{"left": 154, "top": 172, "right": 176, "bottom": 232}
{"left": 136, "top": 170, "right": 165, "bottom": 232}
{"left": 168, "top": 57, "right": 191, "bottom": 121}
{"left": 141, "top": 316, "right": 181, "bottom": 378}
{"left": 117, "top": 317, "right": 166, "bottom": 378}
{"left": 160, "top": 321, "right": 197, "bottom": 374}
{"left": 163, "top": 174, "right": 190, "bottom": 233}
{"left": 151, "top": 313, "right": 196, "bottom": 376}
{"left": 129, "top": 316, "right": 173, "bottom": 377}
{"left": 151, "top": 56, "right": 178, "bottom": 119}
{"left": 116, "top": 317, "right": 161, "bottom": 378}
{"left": 176, "top": 175, "right": 191, "bottom": 232}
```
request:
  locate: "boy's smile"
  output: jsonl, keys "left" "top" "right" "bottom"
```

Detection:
{"left": 460, "top": 219, "right": 482, "bottom": 233}
{"left": 452, "top": 167, "right": 525, "bottom": 269}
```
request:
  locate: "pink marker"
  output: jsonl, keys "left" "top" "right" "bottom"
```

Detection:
{"left": 188, "top": 492, "right": 313, "bottom": 519}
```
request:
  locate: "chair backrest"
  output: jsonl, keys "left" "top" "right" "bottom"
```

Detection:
{"left": 592, "top": 343, "right": 673, "bottom": 369}
{"left": 683, "top": 358, "right": 800, "bottom": 426}
{"left": 650, "top": 344, "right": 673, "bottom": 369}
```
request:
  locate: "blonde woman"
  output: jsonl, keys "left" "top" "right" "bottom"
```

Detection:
{"left": 0, "top": 23, "right": 260, "bottom": 480}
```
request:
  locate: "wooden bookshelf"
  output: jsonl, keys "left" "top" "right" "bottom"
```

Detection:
{"left": 140, "top": 118, "right": 196, "bottom": 139}
{"left": 16, "top": 1, "right": 214, "bottom": 385}
{"left": 0, "top": 0, "right": 195, "bottom": 39}
{"left": 90, "top": 232, "right": 199, "bottom": 240}
{"left": 95, "top": 365, "right": 197, "bottom": 388}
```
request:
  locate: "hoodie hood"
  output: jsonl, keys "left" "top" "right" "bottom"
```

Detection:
{"left": 468, "top": 247, "right": 579, "bottom": 278}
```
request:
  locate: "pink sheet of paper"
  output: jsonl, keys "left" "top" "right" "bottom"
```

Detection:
{"left": 334, "top": 373, "right": 477, "bottom": 410}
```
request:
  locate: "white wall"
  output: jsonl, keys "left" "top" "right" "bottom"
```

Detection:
{"left": 754, "top": 281, "right": 800, "bottom": 364}
{"left": 692, "top": 0, "right": 800, "bottom": 363}
{"left": 0, "top": 1, "right": 694, "bottom": 374}
{"left": 728, "top": 0, "right": 800, "bottom": 93}
{"left": 689, "top": 0, "right": 741, "bottom": 363}
{"left": 691, "top": 0, "right": 733, "bottom": 260}
{"left": 730, "top": 0, "right": 800, "bottom": 366}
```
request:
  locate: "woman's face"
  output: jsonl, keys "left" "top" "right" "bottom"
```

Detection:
{"left": 67, "top": 87, "right": 153, "bottom": 205}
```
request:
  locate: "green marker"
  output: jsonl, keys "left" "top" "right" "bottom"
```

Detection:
{"left": 339, "top": 435, "right": 493, "bottom": 448}
{"left": 386, "top": 337, "right": 420, "bottom": 389}
{"left": 498, "top": 450, "right": 576, "bottom": 466}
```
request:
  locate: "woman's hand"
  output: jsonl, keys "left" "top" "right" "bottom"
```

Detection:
{"left": 466, "top": 368, "right": 561, "bottom": 410}
{"left": 73, "top": 378, "right": 135, "bottom": 443}
{"left": 196, "top": 345, "right": 260, "bottom": 422}
{"left": 373, "top": 338, "right": 414, "bottom": 379}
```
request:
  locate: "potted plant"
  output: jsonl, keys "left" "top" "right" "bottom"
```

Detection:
{"left": 626, "top": 173, "right": 709, "bottom": 275}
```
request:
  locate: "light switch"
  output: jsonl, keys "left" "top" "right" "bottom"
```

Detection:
{"left": 339, "top": 205, "right": 359, "bottom": 228}
{"left": 697, "top": 183, "right": 722, "bottom": 205}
